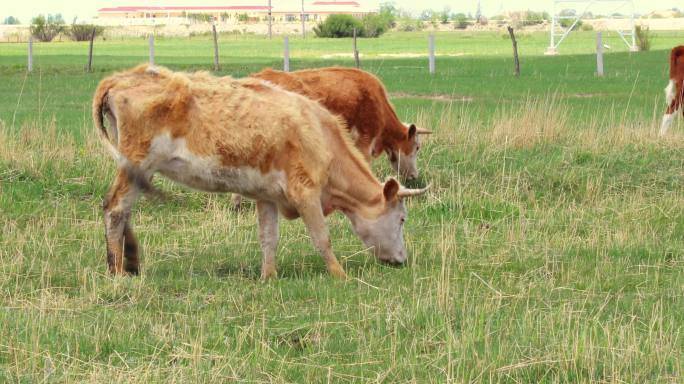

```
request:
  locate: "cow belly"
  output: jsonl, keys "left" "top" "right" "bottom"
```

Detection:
{"left": 158, "top": 158, "right": 286, "bottom": 197}
{"left": 150, "top": 134, "right": 287, "bottom": 199}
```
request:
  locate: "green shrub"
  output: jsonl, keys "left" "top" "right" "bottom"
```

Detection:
{"left": 313, "top": 13, "right": 390, "bottom": 38}
{"left": 559, "top": 18, "right": 583, "bottom": 30}
{"left": 30, "top": 14, "right": 66, "bottom": 42}
{"left": 559, "top": 9, "right": 583, "bottom": 30}
{"left": 580, "top": 23, "right": 593, "bottom": 31}
{"left": 70, "top": 24, "right": 104, "bottom": 41}
{"left": 187, "top": 13, "right": 213, "bottom": 23}
{"left": 360, "top": 13, "right": 390, "bottom": 37}
{"left": 453, "top": 13, "right": 469, "bottom": 29}
{"left": 635, "top": 25, "right": 651, "bottom": 51}
{"left": 396, "top": 18, "right": 424, "bottom": 32}
{"left": 313, "top": 14, "right": 362, "bottom": 38}
{"left": 522, "top": 11, "right": 548, "bottom": 26}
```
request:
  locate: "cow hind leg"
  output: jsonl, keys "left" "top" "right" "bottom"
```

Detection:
{"left": 296, "top": 199, "right": 347, "bottom": 279}
{"left": 230, "top": 193, "right": 244, "bottom": 211}
{"left": 256, "top": 200, "right": 279, "bottom": 280}
{"left": 103, "top": 168, "right": 141, "bottom": 275}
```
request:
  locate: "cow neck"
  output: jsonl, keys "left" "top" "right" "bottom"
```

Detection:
{"left": 380, "top": 114, "right": 409, "bottom": 153}
{"left": 327, "top": 141, "right": 385, "bottom": 219}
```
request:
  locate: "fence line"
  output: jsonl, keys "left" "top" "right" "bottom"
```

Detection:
{"left": 86, "top": 28, "right": 96, "bottom": 72}
{"left": 596, "top": 32, "right": 604, "bottom": 77}
{"left": 428, "top": 34, "right": 435, "bottom": 74}
{"left": 212, "top": 24, "right": 220, "bottom": 71}
{"left": 353, "top": 28, "right": 360, "bottom": 69}
{"left": 27, "top": 36, "right": 33, "bottom": 72}
{"left": 284, "top": 36, "right": 290, "bottom": 72}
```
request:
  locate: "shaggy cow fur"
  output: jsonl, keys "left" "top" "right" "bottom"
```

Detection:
{"left": 93, "top": 64, "right": 427, "bottom": 279}
{"left": 251, "top": 67, "right": 431, "bottom": 179}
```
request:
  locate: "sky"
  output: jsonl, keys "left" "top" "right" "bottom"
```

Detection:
{"left": 2, "top": 0, "right": 682, "bottom": 24}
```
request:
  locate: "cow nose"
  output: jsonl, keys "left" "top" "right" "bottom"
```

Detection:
{"left": 383, "top": 259, "right": 405, "bottom": 267}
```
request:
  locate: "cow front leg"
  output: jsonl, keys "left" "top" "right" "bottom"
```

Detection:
{"left": 103, "top": 168, "right": 141, "bottom": 275}
{"left": 256, "top": 200, "right": 279, "bottom": 280}
{"left": 297, "top": 200, "right": 347, "bottom": 279}
{"left": 661, "top": 86, "right": 682, "bottom": 136}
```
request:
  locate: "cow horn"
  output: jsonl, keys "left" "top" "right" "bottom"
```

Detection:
{"left": 415, "top": 127, "right": 433, "bottom": 135}
{"left": 397, "top": 184, "right": 430, "bottom": 198}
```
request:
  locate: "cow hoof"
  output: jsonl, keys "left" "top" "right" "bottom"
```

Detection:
{"left": 328, "top": 264, "right": 347, "bottom": 280}
{"left": 230, "top": 194, "right": 244, "bottom": 212}
{"left": 260, "top": 268, "right": 277, "bottom": 280}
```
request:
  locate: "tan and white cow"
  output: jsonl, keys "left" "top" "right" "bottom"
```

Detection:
{"left": 92, "top": 64, "right": 428, "bottom": 279}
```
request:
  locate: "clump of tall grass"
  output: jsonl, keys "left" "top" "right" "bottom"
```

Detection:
{"left": 635, "top": 25, "right": 651, "bottom": 51}
{"left": 490, "top": 94, "right": 567, "bottom": 148}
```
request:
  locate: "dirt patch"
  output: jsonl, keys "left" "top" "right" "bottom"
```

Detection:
{"left": 570, "top": 93, "right": 601, "bottom": 99}
{"left": 378, "top": 52, "right": 469, "bottom": 58}
{"left": 320, "top": 53, "right": 358, "bottom": 59}
{"left": 390, "top": 92, "right": 474, "bottom": 103}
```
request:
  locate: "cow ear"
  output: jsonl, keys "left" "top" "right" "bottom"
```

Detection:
{"left": 408, "top": 124, "right": 417, "bottom": 140}
{"left": 383, "top": 178, "right": 400, "bottom": 202}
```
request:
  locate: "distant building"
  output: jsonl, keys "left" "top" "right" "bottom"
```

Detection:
{"left": 96, "top": 1, "right": 373, "bottom": 24}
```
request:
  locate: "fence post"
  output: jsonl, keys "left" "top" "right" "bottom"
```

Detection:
{"left": 596, "top": 32, "right": 604, "bottom": 77}
{"left": 507, "top": 26, "right": 520, "bottom": 77}
{"left": 86, "top": 27, "right": 96, "bottom": 72}
{"left": 300, "top": 0, "right": 306, "bottom": 39}
{"left": 428, "top": 34, "right": 435, "bottom": 74}
{"left": 284, "top": 36, "right": 290, "bottom": 72}
{"left": 28, "top": 36, "right": 33, "bottom": 72}
{"left": 149, "top": 34, "right": 155, "bottom": 65}
{"left": 353, "top": 28, "right": 360, "bottom": 68}
{"left": 268, "top": 0, "right": 272, "bottom": 39}
{"left": 212, "top": 23, "right": 220, "bottom": 71}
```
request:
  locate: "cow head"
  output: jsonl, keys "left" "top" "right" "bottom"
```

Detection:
{"left": 346, "top": 178, "right": 429, "bottom": 265}
{"left": 389, "top": 124, "right": 432, "bottom": 181}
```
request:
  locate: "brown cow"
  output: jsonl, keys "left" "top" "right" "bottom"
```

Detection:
{"left": 660, "top": 45, "right": 684, "bottom": 136}
{"left": 92, "top": 65, "right": 428, "bottom": 279}
{"left": 251, "top": 67, "right": 432, "bottom": 179}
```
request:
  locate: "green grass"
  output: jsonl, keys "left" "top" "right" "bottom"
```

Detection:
{"left": 1, "top": 30, "right": 684, "bottom": 382}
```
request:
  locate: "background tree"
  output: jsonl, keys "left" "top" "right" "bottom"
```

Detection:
{"left": 3, "top": 16, "right": 20, "bottom": 25}
{"left": 30, "top": 14, "right": 66, "bottom": 42}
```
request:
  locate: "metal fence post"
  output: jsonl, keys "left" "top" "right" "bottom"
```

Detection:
{"left": 149, "top": 34, "right": 155, "bottom": 65}
{"left": 284, "top": 36, "right": 290, "bottom": 72}
{"left": 428, "top": 34, "right": 435, "bottom": 74}
{"left": 596, "top": 32, "right": 604, "bottom": 77}
{"left": 28, "top": 36, "right": 33, "bottom": 72}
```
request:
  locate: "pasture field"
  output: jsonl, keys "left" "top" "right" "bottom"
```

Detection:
{"left": 1, "top": 30, "right": 684, "bottom": 382}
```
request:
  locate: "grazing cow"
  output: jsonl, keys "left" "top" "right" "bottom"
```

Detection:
{"left": 251, "top": 67, "right": 432, "bottom": 179}
{"left": 92, "top": 64, "right": 428, "bottom": 279}
{"left": 660, "top": 45, "right": 684, "bottom": 136}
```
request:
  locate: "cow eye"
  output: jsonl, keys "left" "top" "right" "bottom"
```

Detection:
{"left": 400, "top": 217, "right": 406, "bottom": 224}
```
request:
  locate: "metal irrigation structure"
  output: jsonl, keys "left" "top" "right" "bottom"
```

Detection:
{"left": 545, "top": 0, "right": 637, "bottom": 55}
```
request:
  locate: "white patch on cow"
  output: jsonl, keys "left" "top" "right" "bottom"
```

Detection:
{"left": 665, "top": 80, "right": 675, "bottom": 105}
{"left": 147, "top": 134, "right": 288, "bottom": 198}
{"left": 660, "top": 113, "right": 676, "bottom": 136}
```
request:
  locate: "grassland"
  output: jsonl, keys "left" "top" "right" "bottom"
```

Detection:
{"left": 1, "top": 30, "right": 684, "bottom": 382}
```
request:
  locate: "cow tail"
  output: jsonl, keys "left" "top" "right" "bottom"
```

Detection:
{"left": 92, "top": 79, "right": 116, "bottom": 146}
